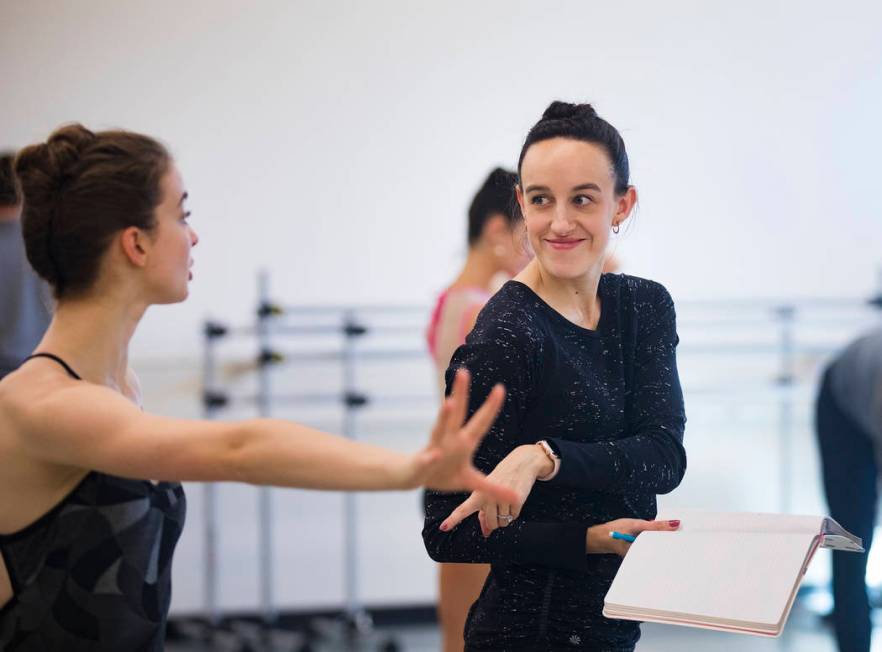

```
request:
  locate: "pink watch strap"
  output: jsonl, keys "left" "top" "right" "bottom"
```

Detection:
{"left": 535, "top": 440, "right": 560, "bottom": 481}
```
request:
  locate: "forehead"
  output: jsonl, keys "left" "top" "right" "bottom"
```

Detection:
{"left": 521, "top": 138, "right": 614, "bottom": 188}
{"left": 159, "top": 163, "right": 185, "bottom": 204}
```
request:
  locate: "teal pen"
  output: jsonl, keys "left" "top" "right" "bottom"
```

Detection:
{"left": 609, "top": 531, "right": 636, "bottom": 543}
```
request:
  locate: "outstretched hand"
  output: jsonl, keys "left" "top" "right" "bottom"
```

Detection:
{"left": 408, "top": 369, "right": 517, "bottom": 506}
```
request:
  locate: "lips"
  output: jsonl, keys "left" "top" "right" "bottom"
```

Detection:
{"left": 546, "top": 239, "right": 584, "bottom": 251}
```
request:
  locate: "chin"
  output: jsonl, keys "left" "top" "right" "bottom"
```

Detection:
{"left": 153, "top": 286, "right": 189, "bottom": 305}
{"left": 542, "top": 258, "right": 597, "bottom": 281}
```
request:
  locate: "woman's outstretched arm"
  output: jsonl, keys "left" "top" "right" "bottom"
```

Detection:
{"left": 8, "top": 368, "right": 516, "bottom": 499}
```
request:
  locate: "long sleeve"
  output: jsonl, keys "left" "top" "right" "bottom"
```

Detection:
{"left": 547, "top": 282, "right": 687, "bottom": 494}
{"left": 422, "top": 320, "right": 592, "bottom": 572}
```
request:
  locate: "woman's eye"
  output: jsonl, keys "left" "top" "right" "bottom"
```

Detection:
{"left": 530, "top": 195, "right": 549, "bottom": 206}
{"left": 181, "top": 210, "right": 191, "bottom": 223}
{"left": 573, "top": 195, "right": 594, "bottom": 206}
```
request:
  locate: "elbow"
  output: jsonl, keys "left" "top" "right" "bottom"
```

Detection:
{"left": 657, "top": 448, "right": 687, "bottom": 495}
{"left": 221, "top": 420, "right": 258, "bottom": 484}
{"left": 422, "top": 524, "right": 447, "bottom": 563}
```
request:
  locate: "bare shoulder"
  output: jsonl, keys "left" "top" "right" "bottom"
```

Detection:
{"left": 0, "top": 361, "right": 89, "bottom": 441}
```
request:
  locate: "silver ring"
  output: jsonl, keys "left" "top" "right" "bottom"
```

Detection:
{"left": 497, "top": 514, "right": 513, "bottom": 524}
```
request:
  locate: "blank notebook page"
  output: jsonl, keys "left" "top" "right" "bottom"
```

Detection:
{"left": 605, "top": 530, "right": 815, "bottom": 626}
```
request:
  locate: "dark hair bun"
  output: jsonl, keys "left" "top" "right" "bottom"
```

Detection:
{"left": 541, "top": 101, "right": 598, "bottom": 122}
{"left": 12, "top": 125, "right": 99, "bottom": 290}
{"left": 16, "top": 124, "right": 96, "bottom": 192}
{"left": 486, "top": 166, "right": 518, "bottom": 188}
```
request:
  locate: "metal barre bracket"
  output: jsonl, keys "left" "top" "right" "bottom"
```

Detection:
{"left": 343, "top": 323, "right": 368, "bottom": 337}
{"left": 343, "top": 392, "right": 369, "bottom": 408}
{"left": 258, "top": 302, "right": 284, "bottom": 318}
{"left": 203, "top": 390, "right": 229, "bottom": 409}
{"left": 204, "top": 321, "right": 229, "bottom": 339}
{"left": 258, "top": 349, "right": 285, "bottom": 366}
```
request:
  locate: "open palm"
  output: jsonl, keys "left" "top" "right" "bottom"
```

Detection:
{"left": 410, "top": 369, "right": 517, "bottom": 504}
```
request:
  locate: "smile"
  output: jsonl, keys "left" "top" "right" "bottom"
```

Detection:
{"left": 545, "top": 239, "right": 585, "bottom": 251}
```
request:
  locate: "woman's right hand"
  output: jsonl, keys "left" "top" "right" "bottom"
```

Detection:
{"left": 405, "top": 368, "right": 518, "bottom": 506}
{"left": 586, "top": 518, "right": 681, "bottom": 557}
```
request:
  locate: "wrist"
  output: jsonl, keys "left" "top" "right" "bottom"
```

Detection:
{"left": 534, "top": 440, "right": 560, "bottom": 481}
{"left": 518, "top": 444, "right": 554, "bottom": 478}
{"left": 585, "top": 525, "right": 606, "bottom": 554}
{"left": 396, "top": 451, "right": 423, "bottom": 490}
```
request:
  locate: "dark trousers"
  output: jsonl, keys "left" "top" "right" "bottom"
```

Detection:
{"left": 816, "top": 368, "right": 878, "bottom": 652}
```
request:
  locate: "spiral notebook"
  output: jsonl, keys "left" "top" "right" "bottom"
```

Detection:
{"left": 602, "top": 509, "right": 863, "bottom": 637}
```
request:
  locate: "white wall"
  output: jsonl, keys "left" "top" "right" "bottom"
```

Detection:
{"left": 3, "top": 0, "right": 881, "bottom": 359}
{"left": 3, "top": 0, "right": 882, "bottom": 614}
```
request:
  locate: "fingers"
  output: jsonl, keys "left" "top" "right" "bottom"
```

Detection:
{"left": 478, "top": 510, "right": 491, "bottom": 538}
{"left": 632, "top": 518, "right": 681, "bottom": 534}
{"left": 460, "top": 384, "right": 506, "bottom": 446}
{"left": 461, "top": 467, "right": 518, "bottom": 505}
{"left": 481, "top": 502, "right": 499, "bottom": 537}
{"left": 440, "top": 493, "right": 481, "bottom": 532}
{"left": 428, "top": 398, "right": 453, "bottom": 448}
{"left": 447, "top": 368, "right": 470, "bottom": 431}
{"left": 496, "top": 501, "right": 512, "bottom": 529}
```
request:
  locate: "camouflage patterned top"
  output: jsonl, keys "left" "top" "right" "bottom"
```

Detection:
{"left": 0, "top": 355, "right": 186, "bottom": 651}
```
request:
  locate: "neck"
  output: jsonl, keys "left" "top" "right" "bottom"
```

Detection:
{"left": 516, "top": 259, "right": 604, "bottom": 329}
{"left": 35, "top": 289, "right": 148, "bottom": 390}
{"left": 451, "top": 245, "right": 503, "bottom": 291}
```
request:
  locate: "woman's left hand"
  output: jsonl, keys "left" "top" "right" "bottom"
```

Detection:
{"left": 439, "top": 443, "right": 553, "bottom": 537}
{"left": 586, "top": 518, "right": 681, "bottom": 557}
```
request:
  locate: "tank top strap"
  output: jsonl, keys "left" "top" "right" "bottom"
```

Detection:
{"left": 20, "top": 353, "right": 82, "bottom": 380}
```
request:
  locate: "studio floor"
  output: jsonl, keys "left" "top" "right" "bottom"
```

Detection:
{"left": 165, "top": 605, "right": 881, "bottom": 651}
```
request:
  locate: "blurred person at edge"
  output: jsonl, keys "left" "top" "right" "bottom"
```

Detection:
{"left": 0, "top": 152, "right": 51, "bottom": 380}
{"left": 816, "top": 328, "right": 882, "bottom": 652}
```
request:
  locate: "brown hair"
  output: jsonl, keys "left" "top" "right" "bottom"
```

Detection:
{"left": 14, "top": 124, "right": 171, "bottom": 299}
{"left": 0, "top": 151, "right": 22, "bottom": 206}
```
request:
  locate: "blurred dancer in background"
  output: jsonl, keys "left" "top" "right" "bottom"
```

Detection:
{"left": 426, "top": 167, "right": 529, "bottom": 652}
{"left": 0, "top": 152, "right": 51, "bottom": 380}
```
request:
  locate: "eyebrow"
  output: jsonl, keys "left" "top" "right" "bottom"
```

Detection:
{"left": 178, "top": 191, "right": 189, "bottom": 206}
{"left": 524, "top": 183, "right": 602, "bottom": 193}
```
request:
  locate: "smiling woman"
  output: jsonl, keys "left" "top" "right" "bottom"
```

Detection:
{"left": 423, "top": 102, "right": 687, "bottom": 651}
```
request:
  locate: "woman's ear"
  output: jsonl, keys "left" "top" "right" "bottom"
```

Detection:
{"left": 119, "top": 227, "right": 149, "bottom": 268}
{"left": 613, "top": 186, "right": 638, "bottom": 229}
{"left": 515, "top": 184, "right": 526, "bottom": 216}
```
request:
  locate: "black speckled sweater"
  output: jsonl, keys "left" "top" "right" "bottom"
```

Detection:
{"left": 423, "top": 275, "right": 687, "bottom": 651}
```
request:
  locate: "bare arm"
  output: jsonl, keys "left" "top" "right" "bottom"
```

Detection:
{"left": 12, "top": 369, "right": 516, "bottom": 498}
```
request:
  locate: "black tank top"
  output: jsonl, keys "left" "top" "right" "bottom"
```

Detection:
{"left": 0, "top": 354, "right": 187, "bottom": 651}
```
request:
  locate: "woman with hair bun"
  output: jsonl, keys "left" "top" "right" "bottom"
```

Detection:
{"left": 0, "top": 124, "right": 516, "bottom": 651}
{"left": 423, "top": 102, "right": 687, "bottom": 651}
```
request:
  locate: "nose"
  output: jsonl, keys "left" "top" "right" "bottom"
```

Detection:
{"left": 550, "top": 205, "right": 574, "bottom": 235}
{"left": 190, "top": 226, "right": 199, "bottom": 247}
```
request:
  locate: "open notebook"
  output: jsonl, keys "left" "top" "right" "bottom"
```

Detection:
{"left": 602, "top": 509, "right": 863, "bottom": 637}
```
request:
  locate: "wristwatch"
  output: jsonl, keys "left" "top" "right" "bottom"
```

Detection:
{"left": 535, "top": 440, "right": 561, "bottom": 481}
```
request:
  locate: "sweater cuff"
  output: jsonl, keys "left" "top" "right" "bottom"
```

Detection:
{"left": 547, "top": 438, "right": 616, "bottom": 491}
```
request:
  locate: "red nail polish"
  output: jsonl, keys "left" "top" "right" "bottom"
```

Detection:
{"left": 668, "top": 520, "right": 680, "bottom": 528}
{"left": 440, "top": 523, "right": 449, "bottom": 532}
